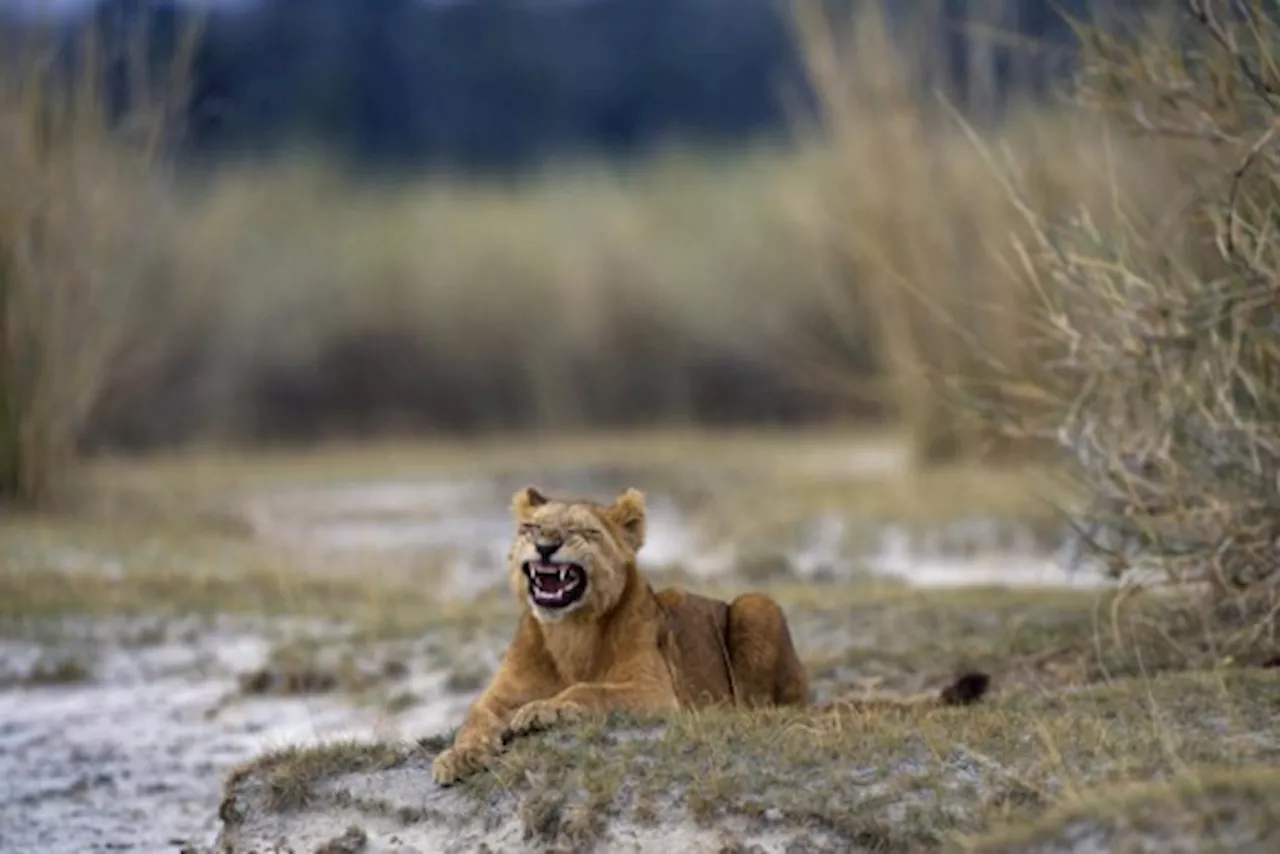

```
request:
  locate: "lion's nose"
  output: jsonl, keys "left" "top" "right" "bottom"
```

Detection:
{"left": 534, "top": 541, "right": 562, "bottom": 560}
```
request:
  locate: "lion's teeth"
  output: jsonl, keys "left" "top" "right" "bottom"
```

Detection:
{"left": 559, "top": 567, "right": 567, "bottom": 581}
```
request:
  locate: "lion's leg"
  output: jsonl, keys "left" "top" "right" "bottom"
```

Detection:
{"left": 432, "top": 691, "right": 513, "bottom": 786}
{"left": 506, "top": 672, "right": 679, "bottom": 736}
{"left": 725, "top": 592, "right": 810, "bottom": 709}
{"left": 433, "top": 632, "right": 562, "bottom": 786}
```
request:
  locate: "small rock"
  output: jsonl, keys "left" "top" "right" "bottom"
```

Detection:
{"left": 314, "top": 824, "right": 368, "bottom": 854}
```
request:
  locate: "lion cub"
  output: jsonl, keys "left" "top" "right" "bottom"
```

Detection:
{"left": 432, "top": 486, "right": 989, "bottom": 785}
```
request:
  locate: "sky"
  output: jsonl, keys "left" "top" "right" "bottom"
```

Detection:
{"left": 2, "top": 0, "right": 252, "bottom": 14}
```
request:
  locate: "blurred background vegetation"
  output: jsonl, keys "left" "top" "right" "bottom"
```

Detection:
{"left": 0, "top": 0, "right": 1086, "bottom": 464}
{"left": 3, "top": 0, "right": 1278, "bottom": 594}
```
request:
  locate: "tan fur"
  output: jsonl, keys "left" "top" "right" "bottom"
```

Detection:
{"left": 431, "top": 486, "right": 990, "bottom": 786}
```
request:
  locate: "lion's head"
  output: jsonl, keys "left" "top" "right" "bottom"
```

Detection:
{"left": 506, "top": 485, "right": 647, "bottom": 623}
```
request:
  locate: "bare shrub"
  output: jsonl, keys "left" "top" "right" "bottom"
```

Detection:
{"left": 957, "top": 1, "right": 1280, "bottom": 589}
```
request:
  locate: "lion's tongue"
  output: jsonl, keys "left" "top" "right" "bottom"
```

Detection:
{"left": 534, "top": 568, "right": 571, "bottom": 595}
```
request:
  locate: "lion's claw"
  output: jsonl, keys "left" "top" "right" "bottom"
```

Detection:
{"left": 507, "top": 699, "right": 585, "bottom": 736}
{"left": 432, "top": 742, "right": 492, "bottom": 786}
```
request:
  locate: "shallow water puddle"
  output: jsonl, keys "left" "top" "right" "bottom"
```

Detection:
{"left": 244, "top": 473, "right": 1111, "bottom": 592}
{"left": 244, "top": 474, "right": 725, "bottom": 597}
{"left": 0, "top": 623, "right": 477, "bottom": 854}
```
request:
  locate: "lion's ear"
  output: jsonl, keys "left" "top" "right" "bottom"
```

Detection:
{"left": 610, "top": 487, "right": 647, "bottom": 551}
{"left": 512, "top": 486, "right": 549, "bottom": 518}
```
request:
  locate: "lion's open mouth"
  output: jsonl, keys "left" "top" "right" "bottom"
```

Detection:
{"left": 522, "top": 560, "right": 587, "bottom": 609}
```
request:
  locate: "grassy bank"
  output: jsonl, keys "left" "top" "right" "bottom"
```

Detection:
{"left": 221, "top": 575, "right": 1280, "bottom": 851}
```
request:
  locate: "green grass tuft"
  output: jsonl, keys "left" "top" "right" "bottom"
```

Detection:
{"left": 224, "top": 740, "right": 418, "bottom": 814}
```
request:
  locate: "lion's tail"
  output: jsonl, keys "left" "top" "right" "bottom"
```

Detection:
{"left": 812, "top": 671, "right": 990, "bottom": 714}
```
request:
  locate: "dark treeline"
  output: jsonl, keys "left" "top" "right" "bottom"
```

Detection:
{"left": 1, "top": 0, "right": 1094, "bottom": 173}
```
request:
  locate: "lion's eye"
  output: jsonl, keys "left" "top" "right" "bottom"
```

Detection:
{"left": 519, "top": 524, "right": 539, "bottom": 537}
{"left": 577, "top": 528, "right": 602, "bottom": 540}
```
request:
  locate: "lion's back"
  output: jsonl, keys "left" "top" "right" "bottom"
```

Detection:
{"left": 654, "top": 587, "right": 737, "bottom": 708}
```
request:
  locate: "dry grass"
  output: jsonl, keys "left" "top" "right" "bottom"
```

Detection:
{"left": 103, "top": 144, "right": 867, "bottom": 447}
{"left": 223, "top": 739, "right": 416, "bottom": 814}
{"left": 130, "top": 65, "right": 1105, "bottom": 459}
{"left": 784, "top": 581, "right": 1280, "bottom": 689}
{"left": 968, "top": 766, "right": 1280, "bottom": 852}
{"left": 474, "top": 669, "right": 1280, "bottom": 849}
{"left": 788, "top": 2, "right": 1184, "bottom": 465}
{"left": 0, "top": 16, "right": 199, "bottom": 505}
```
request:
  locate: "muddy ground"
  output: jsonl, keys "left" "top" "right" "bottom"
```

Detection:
{"left": 2, "top": 432, "right": 1271, "bottom": 853}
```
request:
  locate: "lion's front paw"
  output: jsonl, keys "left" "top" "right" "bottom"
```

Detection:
{"left": 507, "top": 699, "right": 585, "bottom": 737}
{"left": 432, "top": 742, "right": 493, "bottom": 786}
